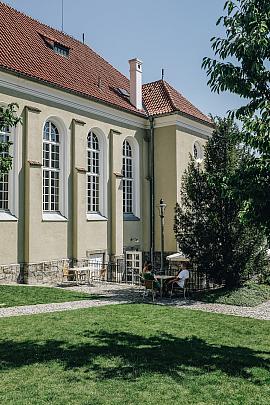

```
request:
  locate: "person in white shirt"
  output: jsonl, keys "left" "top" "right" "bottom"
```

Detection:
{"left": 167, "top": 263, "right": 190, "bottom": 291}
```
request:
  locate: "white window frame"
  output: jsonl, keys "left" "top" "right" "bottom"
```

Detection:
{"left": 42, "top": 117, "right": 68, "bottom": 222}
{"left": 86, "top": 127, "right": 107, "bottom": 221}
{"left": 193, "top": 140, "right": 203, "bottom": 163}
{"left": 122, "top": 139, "right": 133, "bottom": 214}
{"left": 125, "top": 251, "right": 142, "bottom": 284}
{"left": 87, "top": 131, "right": 100, "bottom": 214}
{"left": 122, "top": 136, "right": 140, "bottom": 219}
{"left": 0, "top": 124, "right": 18, "bottom": 221}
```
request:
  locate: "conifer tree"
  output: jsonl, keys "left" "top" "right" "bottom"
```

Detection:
{"left": 174, "top": 117, "right": 267, "bottom": 287}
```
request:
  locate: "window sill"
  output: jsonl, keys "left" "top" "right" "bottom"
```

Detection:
{"left": 42, "top": 213, "right": 68, "bottom": 222}
{"left": 87, "top": 213, "right": 108, "bottom": 221}
{"left": 0, "top": 211, "right": 18, "bottom": 222}
{"left": 123, "top": 213, "right": 140, "bottom": 221}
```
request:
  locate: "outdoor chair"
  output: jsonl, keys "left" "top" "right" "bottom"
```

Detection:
{"left": 75, "top": 268, "right": 89, "bottom": 284}
{"left": 61, "top": 266, "right": 75, "bottom": 283}
{"left": 169, "top": 279, "right": 188, "bottom": 300}
{"left": 142, "top": 279, "right": 156, "bottom": 302}
{"left": 90, "top": 267, "right": 107, "bottom": 282}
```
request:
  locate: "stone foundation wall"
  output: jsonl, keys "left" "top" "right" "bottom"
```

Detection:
{"left": 24, "top": 259, "right": 70, "bottom": 285}
{"left": 0, "top": 264, "right": 22, "bottom": 284}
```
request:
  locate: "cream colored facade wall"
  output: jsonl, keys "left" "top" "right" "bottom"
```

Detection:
{"left": 154, "top": 125, "right": 177, "bottom": 252}
{"left": 0, "top": 72, "right": 148, "bottom": 265}
{"left": 0, "top": 71, "right": 211, "bottom": 267}
{"left": 176, "top": 128, "right": 208, "bottom": 203}
{"left": 154, "top": 117, "right": 212, "bottom": 254}
{"left": 0, "top": 222, "right": 17, "bottom": 264}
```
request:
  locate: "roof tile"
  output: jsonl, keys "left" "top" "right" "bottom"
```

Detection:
{"left": 0, "top": 2, "right": 211, "bottom": 124}
{"left": 142, "top": 80, "right": 212, "bottom": 124}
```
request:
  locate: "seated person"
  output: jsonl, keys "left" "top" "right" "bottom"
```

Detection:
{"left": 142, "top": 264, "right": 160, "bottom": 290}
{"left": 167, "top": 263, "right": 190, "bottom": 291}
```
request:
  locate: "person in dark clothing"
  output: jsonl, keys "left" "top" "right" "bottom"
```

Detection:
{"left": 142, "top": 263, "right": 160, "bottom": 290}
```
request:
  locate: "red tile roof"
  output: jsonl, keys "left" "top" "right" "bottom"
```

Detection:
{"left": 0, "top": 2, "right": 142, "bottom": 115}
{"left": 142, "top": 80, "right": 212, "bottom": 124}
{"left": 0, "top": 2, "right": 211, "bottom": 124}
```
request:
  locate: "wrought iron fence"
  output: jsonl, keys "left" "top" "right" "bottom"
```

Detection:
{"left": 19, "top": 258, "right": 221, "bottom": 291}
{"left": 106, "top": 262, "right": 141, "bottom": 285}
{"left": 87, "top": 262, "right": 220, "bottom": 291}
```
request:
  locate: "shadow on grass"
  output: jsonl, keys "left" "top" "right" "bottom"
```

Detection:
{"left": 1, "top": 331, "right": 269, "bottom": 383}
{"left": 59, "top": 285, "right": 144, "bottom": 302}
{"left": 193, "top": 287, "right": 236, "bottom": 303}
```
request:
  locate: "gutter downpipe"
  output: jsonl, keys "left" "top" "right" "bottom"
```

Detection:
{"left": 149, "top": 116, "right": 155, "bottom": 265}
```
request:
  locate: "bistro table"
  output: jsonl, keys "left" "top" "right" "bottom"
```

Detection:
{"left": 69, "top": 267, "right": 92, "bottom": 284}
{"left": 155, "top": 275, "right": 175, "bottom": 298}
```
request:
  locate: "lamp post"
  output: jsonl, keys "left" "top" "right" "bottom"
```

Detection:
{"left": 158, "top": 198, "right": 167, "bottom": 273}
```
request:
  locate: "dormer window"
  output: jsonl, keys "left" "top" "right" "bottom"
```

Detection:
{"left": 54, "top": 43, "right": 69, "bottom": 57}
{"left": 38, "top": 32, "right": 70, "bottom": 57}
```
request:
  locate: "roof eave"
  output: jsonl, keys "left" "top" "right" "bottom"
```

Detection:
{"left": 148, "top": 109, "right": 214, "bottom": 128}
{"left": 0, "top": 66, "right": 147, "bottom": 119}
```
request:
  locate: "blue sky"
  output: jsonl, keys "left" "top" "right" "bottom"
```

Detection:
{"left": 3, "top": 0, "right": 242, "bottom": 117}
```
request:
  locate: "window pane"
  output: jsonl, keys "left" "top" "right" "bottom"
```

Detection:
{"left": 87, "top": 132, "right": 100, "bottom": 213}
{"left": 42, "top": 122, "right": 60, "bottom": 212}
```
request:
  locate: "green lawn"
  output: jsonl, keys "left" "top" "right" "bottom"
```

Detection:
{"left": 0, "top": 285, "right": 99, "bottom": 307}
{"left": 195, "top": 282, "right": 270, "bottom": 307}
{"left": 0, "top": 304, "right": 269, "bottom": 405}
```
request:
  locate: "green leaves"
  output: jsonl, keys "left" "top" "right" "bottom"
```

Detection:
{"left": 0, "top": 103, "right": 22, "bottom": 175}
{"left": 203, "top": 0, "right": 270, "bottom": 236}
{"left": 0, "top": 103, "right": 22, "bottom": 131}
{"left": 0, "top": 140, "right": 13, "bottom": 175}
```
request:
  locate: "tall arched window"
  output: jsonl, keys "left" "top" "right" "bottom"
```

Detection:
{"left": 0, "top": 125, "right": 10, "bottom": 211}
{"left": 43, "top": 121, "right": 60, "bottom": 212}
{"left": 193, "top": 141, "right": 203, "bottom": 162}
{"left": 122, "top": 139, "right": 133, "bottom": 214}
{"left": 87, "top": 131, "right": 100, "bottom": 213}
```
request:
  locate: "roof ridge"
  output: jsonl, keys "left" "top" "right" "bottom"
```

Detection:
{"left": 0, "top": 1, "right": 130, "bottom": 85}
{"left": 143, "top": 79, "right": 163, "bottom": 87}
{"left": 164, "top": 80, "right": 212, "bottom": 123}
{"left": 162, "top": 80, "right": 178, "bottom": 111}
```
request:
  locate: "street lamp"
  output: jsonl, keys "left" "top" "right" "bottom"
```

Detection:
{"left": 158, "top": 198, "right": 167, "bottom": 273}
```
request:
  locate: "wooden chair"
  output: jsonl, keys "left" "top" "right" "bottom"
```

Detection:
{"left": 62, "top": 265, "right": 75, "bottom": 283}
{"left": 142, "top": 279, "right": 156, "bottom": 302}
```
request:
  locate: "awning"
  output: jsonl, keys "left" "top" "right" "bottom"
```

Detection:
{"left": 166, "top": 252, "right": 189, "bottom": 262}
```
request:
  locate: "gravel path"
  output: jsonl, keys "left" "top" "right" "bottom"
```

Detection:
{"left": 0, "top": 283, "right": 269, "bottom": 320}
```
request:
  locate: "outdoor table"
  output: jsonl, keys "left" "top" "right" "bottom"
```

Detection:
{"left": 70, "top": 267, "right": 92, "bottom": 284}
{"left": 155, "top": 275, "right": 174, "bottom": 298}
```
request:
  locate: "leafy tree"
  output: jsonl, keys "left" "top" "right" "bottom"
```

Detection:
{"left": 202, "top": 0, "right": 270, "bottom": 236}
{"left": 174, "top": 117, "right": 267, "bottom": 287}
{"left": 0, "top": 103, "right": 22, "bottom": 175}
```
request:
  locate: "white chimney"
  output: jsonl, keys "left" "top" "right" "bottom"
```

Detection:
{"left": 129, "top": 58, "right": 143, "bottom": 110}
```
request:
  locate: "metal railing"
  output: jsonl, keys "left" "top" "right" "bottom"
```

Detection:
{"left": 84, "top": 262, "right": 220, "bottom": 291}
{"left": 15, "top": 258, "right": 221, "bottom": 291}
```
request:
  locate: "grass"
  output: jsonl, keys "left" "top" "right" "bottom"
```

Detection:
{"left": 0, "top": 285, "right": 99, "bottom": 307}
{"left": 0, "top": 304, "right": 269, "bottom": 405}
{"left": 195, "top": 282, "right": 270, "bottom": 307}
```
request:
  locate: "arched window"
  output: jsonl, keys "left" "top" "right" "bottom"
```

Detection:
{"left": 0, "top": 125, "right": 10, "bottom": 211}
{"left": 122, "top": 139, "right": 133, "bottom": 214}
{"left": 87, "top": 131, "right": 100, "bottom": 213}
{"left": 43, "top": 121, "right": 60, "bottom": 212}
{"left": 193, "top": 141, "right": 203, "bottom": 161}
